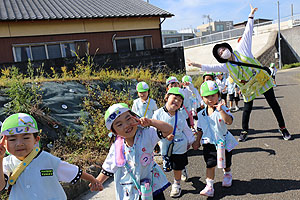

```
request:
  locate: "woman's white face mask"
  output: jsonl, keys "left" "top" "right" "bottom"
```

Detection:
{"left": 220, "top": 48, "right": 232, "bottom": 59}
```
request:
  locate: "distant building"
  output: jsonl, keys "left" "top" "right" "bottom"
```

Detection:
{"left": 162, "top": 29, "right": 195, "bottom": 45}
{"left": 233, "top": 19, "right": 272, "bottom": 28}
{"left": 196, "top": 21, "right": 233, "bottom": 36}
{"left": 0, "top": 0, "right": 173, "bottom": 64}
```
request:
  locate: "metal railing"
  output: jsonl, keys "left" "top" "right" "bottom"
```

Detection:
{"left": 164, "top": 14, "right": 300, "bottom": 48}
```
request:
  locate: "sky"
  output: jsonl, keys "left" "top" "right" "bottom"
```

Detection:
{"left": 148, "top": 0, "right": 300, "bottom": 31}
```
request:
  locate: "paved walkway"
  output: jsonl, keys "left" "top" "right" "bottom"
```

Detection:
{"left": 77, "top": 67, "right": 300, "bottom": 200}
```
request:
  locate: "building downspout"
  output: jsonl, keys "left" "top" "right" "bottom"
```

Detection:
{"left": 159, "top": 17, "right": 166, "bottom": 48}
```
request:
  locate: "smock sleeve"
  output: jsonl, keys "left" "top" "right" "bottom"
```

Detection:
{"left": 101, "top": 144, "right": 118, "bottom": 174}
{"left": 57, "top": 161, "right": 82, "bottom": 184}
{"left": 201, "top": 63, "right": 229, "bottom": 73}
{"left": 183, "top": 122, "right": 195, "bottom": 145}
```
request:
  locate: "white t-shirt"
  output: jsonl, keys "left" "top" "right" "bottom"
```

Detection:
{"left": 3, "top": 151, "right": 81, "bottom": 200}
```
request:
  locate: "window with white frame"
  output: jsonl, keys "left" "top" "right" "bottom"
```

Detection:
{"left": 13, "top": 40, "right": 88, "bottom": 62}
{"left": 114, "top": 36, "right": 153, "bottom": 53}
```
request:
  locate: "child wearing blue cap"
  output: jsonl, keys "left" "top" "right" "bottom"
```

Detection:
{"left": 95, "top": 103, "right": 173, "bottom": 200}
{"left": 132, "top": 81, "right": 158, "bottom": 118}
{"left": 0, "top": 113, "right": 101, "bottom": 200}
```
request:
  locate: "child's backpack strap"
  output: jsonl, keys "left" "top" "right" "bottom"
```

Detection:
{"left": 8, "top": 147, "right": 40, "bottom": 185}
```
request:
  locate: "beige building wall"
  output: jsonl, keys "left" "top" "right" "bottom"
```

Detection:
{"left": 0, "top": 17, "right": 160, "bottom": 38}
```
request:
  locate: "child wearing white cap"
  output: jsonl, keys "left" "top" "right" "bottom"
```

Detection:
{"left": 152, "top": 87, "right": 195, "bottom": 198}
{"left": 0, "top": 113, "right": 101, "bottom": 200}
{"left": 95, "top": 103, "right": 173, "bottom": 200}
{"left": 132, "top": 81, "right": 158, "bottom": 119}
{"left": 193, "top": 81, "right": 238, "bottom": 198}
{"left": 182, "top": 75, "right": 204, "bottom": 123}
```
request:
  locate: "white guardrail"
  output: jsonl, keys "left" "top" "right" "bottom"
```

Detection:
{"left": 164, "top": 14, "right": 300, "bottom": 48}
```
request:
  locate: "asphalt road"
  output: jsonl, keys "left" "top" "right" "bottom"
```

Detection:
{"left": 78, "top": 67, "right": 300, "bottom": 200}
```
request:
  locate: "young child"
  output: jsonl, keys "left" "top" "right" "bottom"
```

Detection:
{"left": 166, "top": 76, "right": 191, "bottom": 128}
{"left": 132, "top": 81, "right": 158, "bottom": 118}
{"left": 193, "top": 81, "right": 238, "bottom": 197}
{"left": 166, "top": 76, "right": 180, "bottom": 90}
{"left": 0, "top": 113, "right": 100, "bottom": 200}
{"left": 181, "top": 75, "right": 204, "bottom": 126}
{"left": 269, "top": 63, "right": 277, "bottom": 86}
{"left": 95, "top": 103, "right": 173, "bottom": 200}
{"left": 202, "top": 72, "right": 215, "bottom": 82}
{"left": 226, "top": 75, "right": 240, "bottom": 111}
{"left": 216, "top": 72, "right": 228, "bottom": 106}
{"left": 152, "top": 87, "right": 195, "bottom": 198}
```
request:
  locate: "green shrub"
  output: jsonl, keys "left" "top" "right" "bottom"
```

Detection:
{"left": 282, "top": 62, "right": 300, "bottom": 69}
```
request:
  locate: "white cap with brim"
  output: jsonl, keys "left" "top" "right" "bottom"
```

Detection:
{"left": 1, "top": 113, "right": 38, "bottom": 136}
{"left": 105, "top": 103, "right": 130, "bottom": 130}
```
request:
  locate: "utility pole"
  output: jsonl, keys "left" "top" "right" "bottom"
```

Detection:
{"left": 277, "top": 1, "right": 282, "bottom": 69}
{"left": 203, "top": 15, "right": 212, "bottom": 35}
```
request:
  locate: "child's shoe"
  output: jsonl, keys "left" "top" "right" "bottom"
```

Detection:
{"left": 234, "top": 106, "right": 239, "bottom": 111}
{"left": 181, "top": 167, "right": 188, "bottom": 182}
{"left": 222, "top": 173, "right": 232, "bottom": 187}
{"left": 170, "top": 183, "right": 181, "bottom": 198}
{"left": 200, "top": 184, "right": 214, "bottom": 197}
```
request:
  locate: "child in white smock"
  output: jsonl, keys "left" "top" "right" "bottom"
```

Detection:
{"left": 132, "top": 81, "right": 158, "bottom": 118}
{"left": 193, "top": 81, "right": 238, "bottom": 198}
{"left": 152, "top": 87, "right": 195, "bottom": 198}
{"left": 0, "top": 113, "right": 101, "bottom": 200}
{"left": 95, "top": 103, "right": 174, "bottom": 200}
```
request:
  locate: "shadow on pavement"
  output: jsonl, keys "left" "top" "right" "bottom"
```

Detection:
{"left": 181, "top": 176, "right": 205, "bottom": 196}
{"left": 212, "top": 178, "right": 300, "bottom": 199}
{"left": 232, "top": 147, "right": 275, "bottom": 156}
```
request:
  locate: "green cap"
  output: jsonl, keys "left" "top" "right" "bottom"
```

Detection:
{"left": 270, "top": 63, "right": 275, "bottom": 68}
{"left": 166, "top": 76, "right": 179, "bottom": 86}
{"left": 105, "top": 103, "right": 130, "bottom": 130}
{"left": 216, "top": 72, "right": 223, "bottom": 75}
{"left": 167, "top": 87, "right": 185, "bottom": 99}
{"left": 136, "top": 82, "right": 149, "bottom": 92}
{"left": 203, "top": 72, "right": 215, "bottom": 78}
{"left": 200, "top": 81, "right": 219, "bottom": 96}
{"left": 1, "top": 113, "right": 38, "bottom": 136}
{"left": 182, "top": 75, "right": 192, "bottom": 83}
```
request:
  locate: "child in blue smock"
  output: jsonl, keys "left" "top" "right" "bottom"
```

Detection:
{"left": 193, "top": 81, "right": 238, "bottom": 198}
{"left": 152, "top": 87, "right": 195, "bottom": 198}
{"left": 132, "top": 81, "right": 158, "bottom": 118}
{"left": 95, "top": 103, "right": 174, "bottom": 200}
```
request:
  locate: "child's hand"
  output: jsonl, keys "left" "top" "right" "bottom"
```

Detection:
{"left": 130, "top": 116, "right": 152, "bottom": 127}
{"left": 0, "top": 136, "right": 6, "bottom": 159}
{"left": 214, "top": 100, "right": 225, "bottom": 111}
{"left": 166, "top": 134, "right": 174, "bottom": 141}
{"left": 89, "top": 179, "right": 103, "bottom": 192}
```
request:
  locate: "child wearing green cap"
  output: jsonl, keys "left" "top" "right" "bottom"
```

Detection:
{"left": 193, "top": 81, "right": 238, "bottom": 198}
{"left": 0, "top": 113, "right": 101, "bottom": 200}
{"left": 132, "top": 81, "right": 158, "bottom": 119}
{"left": 203, "top": 72, "right": 215, "bottom": 82}
{"left": 95, "top": 103, "right": 173, "bottom": 200}
{"left": 152, "top": 87, "right": 195, "bottom": 198}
